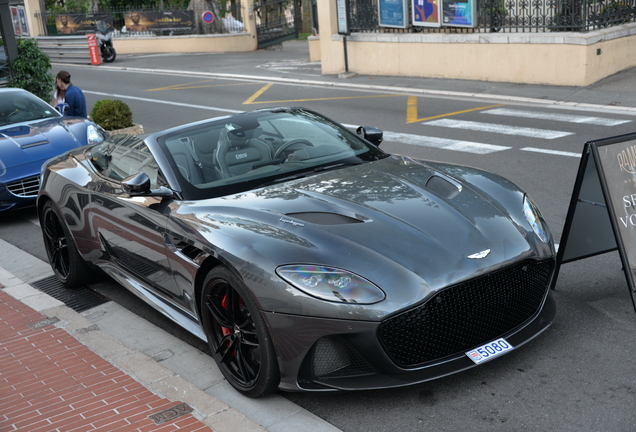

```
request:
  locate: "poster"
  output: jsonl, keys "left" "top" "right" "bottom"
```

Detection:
{"left": 55, "top": 14, "right": 113, "bottom": 35}
{"left": 125, "top": 11, "right": 194, "bottom": 33}
{"left": 18, "top": 6, "right": 29, "bottom": 36}
{"left": 413, "top": 0, "right": 441, "bottom": 27}
{"left": 442, "top": 0, "right": 477, "bottom": 27}
{"left": 10, "top": 7, "right": 21, "bottom": 35}
{"left": 379, "top": 0, "right": 408, "bottom": 28}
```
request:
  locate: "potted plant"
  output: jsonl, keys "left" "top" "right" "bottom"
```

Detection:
{"left": 90, "top": 99, "right": 144, "bottom": 136}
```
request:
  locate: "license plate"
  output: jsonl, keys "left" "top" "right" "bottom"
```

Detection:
{"left": 466, "top": 338, "right": 514, "bottom": 364}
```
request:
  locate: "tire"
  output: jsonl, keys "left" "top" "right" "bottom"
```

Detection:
{"left": 102, "top": 46, "right": 116, "bottom": 63}
{"left": 200, "top": 266, "right": 280, "bottom": 397}
{"left": 40, "top": 200, "right": 91, "bottom": 288}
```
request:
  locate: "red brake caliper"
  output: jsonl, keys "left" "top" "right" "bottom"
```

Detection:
{"left": 221, "top": 294, "right": 231, "bottom": 336}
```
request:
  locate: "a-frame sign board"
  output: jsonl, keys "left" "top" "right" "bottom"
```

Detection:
{"left": 553, "top": 132, "right": 636, "bottom": 315}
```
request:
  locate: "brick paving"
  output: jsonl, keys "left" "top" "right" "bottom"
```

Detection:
{"left": 0, "top": 289, "right": 213, "bottom": 432}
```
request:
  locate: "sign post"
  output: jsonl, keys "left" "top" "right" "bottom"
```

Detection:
{"left": 554, "top": 132, "right": 636, "bottom": 314}
{"left": 86, "top": 34, "right": 101, "bottom": 65}
{"left": 335, "top": 0, "right": 350, "bottom": 73}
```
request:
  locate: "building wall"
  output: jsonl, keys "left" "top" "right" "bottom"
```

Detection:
{"left": 316, "top": 2, "right": 636, "bottom": 87}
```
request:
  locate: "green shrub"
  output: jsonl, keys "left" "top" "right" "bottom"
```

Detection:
{"left": 7, "top": 38, "right": 54, "bottom": 101}
{"left": 90, "top": 99, "right": 133, "bottom": 131}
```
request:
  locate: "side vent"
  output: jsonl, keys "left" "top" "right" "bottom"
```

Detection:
{"left": 167, "top": 236, "right": 204, "bottom": 261}
{"left": 425, "top": 175, "right": 461, "bottom": 200}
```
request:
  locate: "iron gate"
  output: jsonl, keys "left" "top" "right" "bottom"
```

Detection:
{"left": 254, "top": 0, "right": 298, "bottom": 49}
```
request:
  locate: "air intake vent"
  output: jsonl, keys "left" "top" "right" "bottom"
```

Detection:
{"left": 7, "top": 175, "right": 40, "bottom": 197}
{"left": 286, "top": 212, "right": 363, "bottom": 225}
{"left": 425, "top": 175, "right": 460, "bottom": 199}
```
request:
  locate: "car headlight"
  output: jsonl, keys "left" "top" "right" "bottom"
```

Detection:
{"left": 276, "top": 265, "right": 385, "bottom": 304}
{"left": 523, "top": 195, "right": 550, "bottom": 243}
{"left": 87, "top": 124, "right": 105, "bottom": 145}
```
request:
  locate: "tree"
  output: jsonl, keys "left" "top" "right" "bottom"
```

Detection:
{"left": 7, "top": 39, "right": 54, "bottom": 102}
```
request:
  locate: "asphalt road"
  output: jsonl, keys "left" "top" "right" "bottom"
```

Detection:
{"left": 3, "top": 50, "right": 636, "bottom": 431}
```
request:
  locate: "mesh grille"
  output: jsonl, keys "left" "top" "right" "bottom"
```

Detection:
{"left": 298, "top": 336, "right": 377, "bottom": 383}
{"left": 377, "top": 260, "right": 553, "bottom": 367}
{"left": 7, "top": 175, "right": 40, "bottom": 197}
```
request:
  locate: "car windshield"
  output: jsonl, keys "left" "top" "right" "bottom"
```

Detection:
{"left": 157, "top": 107, "right": 388, "bottom": 198}
{"left": 0, "top": 89, "right": 61, "bottom": 127}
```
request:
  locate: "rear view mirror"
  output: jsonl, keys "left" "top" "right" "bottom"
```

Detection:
{"left": 356, "top": 126, "right": 383, "bottom": 147}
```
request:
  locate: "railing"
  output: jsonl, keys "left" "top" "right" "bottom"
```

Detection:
{"left": 348, "top": 0, "right": 636, "bottom": 33}
{"left": 34, "top": 3, "right": 244, "bottom": 38}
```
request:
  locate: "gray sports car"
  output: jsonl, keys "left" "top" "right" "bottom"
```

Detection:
{"left": 37, "top": 107, "right": 556, "bottom": 397}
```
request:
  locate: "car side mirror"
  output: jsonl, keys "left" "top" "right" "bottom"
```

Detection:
{"left": 356, "top": 126, "right": 383, "bottom": 147}
{"left": 122, "top": 172, "right": 173, "bottom": 197}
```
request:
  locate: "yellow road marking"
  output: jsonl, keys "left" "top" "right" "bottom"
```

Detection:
{"left": 406, "top": 96, "right": 504, "bottom": 123}
{"left": 243, "top": 83, "right": 401, "bottom": 104}
{"left": 146, "top": 80, "right": 257, "bottom": 92}
{"left": 244, "top": 83, "right": 274, "bottom": 104}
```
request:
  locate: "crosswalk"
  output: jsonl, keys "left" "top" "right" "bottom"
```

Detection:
{"left": 381, "top": 107, "right": 633, "bottom": 157}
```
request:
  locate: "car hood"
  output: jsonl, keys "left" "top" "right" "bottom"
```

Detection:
{"left": 0, "top": 118, "right": 85, "bottom": 176}
{"left": 182, "top": 155, "right": 553, "bottom": 316}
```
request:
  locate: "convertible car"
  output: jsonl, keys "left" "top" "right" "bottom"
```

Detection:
{"left": 37, "top": 107, "right": 556, "bottom": 397}
{"left": 0, "top": 87, "right": 104, "bottom": 211}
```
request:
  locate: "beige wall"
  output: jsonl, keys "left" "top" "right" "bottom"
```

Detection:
{"left": 316, "top": 2, "right": 636, "bottom": 87}
{"left": 114, "top": 33, "right": 254, "bottom": 54}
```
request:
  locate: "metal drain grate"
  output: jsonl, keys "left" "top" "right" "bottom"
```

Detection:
{"left": 31, "top": 276, "right": 110, "bottom": 312}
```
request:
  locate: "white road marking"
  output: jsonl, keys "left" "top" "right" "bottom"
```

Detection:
{"left": 382, "top": 131, "right": 511, "bottom": 154}
{"left": 483, "top": 108, "right": 631, "bottom": 126}
{"left": 425, "top": 119, "right": 574, "bottom": 139}
{"left": 521, "top": 147, "right": 581, "bottom": 158}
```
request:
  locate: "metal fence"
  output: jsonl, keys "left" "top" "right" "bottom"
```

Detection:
{"left": 348, "top": 0, "right": 636, "bottom": 33}
{"left": 34, "top": 3, "right": 244, "bottom": 38}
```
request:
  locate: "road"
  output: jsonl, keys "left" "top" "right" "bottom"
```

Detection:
{"left": 3, "top": 52, "right": 636, "bottom": 431}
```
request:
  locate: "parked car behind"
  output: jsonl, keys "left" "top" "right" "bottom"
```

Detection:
{"left": 0, "top": 87, "right": 104, "bottom": 211}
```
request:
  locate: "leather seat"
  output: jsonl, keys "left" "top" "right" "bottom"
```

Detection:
{"left": 214, "top": 128, "right": 273, "bottom": 178}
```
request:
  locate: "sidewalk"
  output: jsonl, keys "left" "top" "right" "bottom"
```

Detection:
{"left": 0, "top": 238, "right": 341, "bottom": 432}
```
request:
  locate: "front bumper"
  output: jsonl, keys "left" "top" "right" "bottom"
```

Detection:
{"left": 265, "top": 259, "right": 557, "bottom": 392}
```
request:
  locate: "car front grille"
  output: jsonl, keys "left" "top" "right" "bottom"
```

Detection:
{"left": 377, "top": 260, "right": 554, "bottom": 367}
{"left": 7, "top": 175, "right": 40, "bottom": 197}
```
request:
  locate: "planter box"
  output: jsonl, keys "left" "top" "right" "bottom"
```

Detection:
{"left": 105, "top": 124, "right": 144, "bottom": 136}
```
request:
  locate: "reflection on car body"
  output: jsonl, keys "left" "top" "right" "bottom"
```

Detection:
{"left": 0, "top": 88, "right": 104, "bottom": 211}
{"left": 37, "top": 107, "right": 556, "bottom": 397}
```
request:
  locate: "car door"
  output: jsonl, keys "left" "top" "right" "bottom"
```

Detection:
{"left": 87, "top": 135, "right": 188, "bottom": 310}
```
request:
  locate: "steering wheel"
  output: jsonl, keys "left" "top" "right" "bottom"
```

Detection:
{"left": 8, "top": 110, "right": 34, "bottom": 122}
{"left": 274, "top": 139, "right": 314, "bottom": 160}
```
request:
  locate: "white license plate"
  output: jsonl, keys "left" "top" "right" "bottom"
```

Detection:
{"left": 466, "top": 338, "right": 514, "bottom": 364}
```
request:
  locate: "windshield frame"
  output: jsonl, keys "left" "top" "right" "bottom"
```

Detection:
{"left": 152, "top": 107, "right": 389, "bottom": 201}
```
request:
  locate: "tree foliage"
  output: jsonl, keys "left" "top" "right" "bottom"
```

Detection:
{"left": 7, "top": 39, "right": 54, "bottom": 102}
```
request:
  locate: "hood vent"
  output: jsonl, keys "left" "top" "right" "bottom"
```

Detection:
{"left": 286, "top": 212, "right": 364, "bottom": 226}
{"left": 425, "top": 175, "right": 461, "bottom": 200}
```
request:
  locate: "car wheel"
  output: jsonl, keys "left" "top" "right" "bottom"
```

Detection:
{"left": 200, "top": 266, "right": 280, "bottom": 397}
{"left": 40, "top": 200, "right": 91, "bottom": 288}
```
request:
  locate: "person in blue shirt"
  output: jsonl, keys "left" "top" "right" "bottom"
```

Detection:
{"left": 55, "top": 70, "right": 87, "bottom": 117}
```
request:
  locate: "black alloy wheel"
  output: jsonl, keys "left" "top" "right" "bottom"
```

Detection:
{"left": 201, "top": 266, "right": 279, "bottom": 397}
{"left": 40, "top": 200, "right": 90, "bottom": 288}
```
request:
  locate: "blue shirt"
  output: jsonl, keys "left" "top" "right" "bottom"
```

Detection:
{"left": 64, "top": 84, "right": 87, "bottom": 118}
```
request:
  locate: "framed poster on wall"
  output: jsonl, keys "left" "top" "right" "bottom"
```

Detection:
{"left": 413, "top": 0, "right": 441, "bottom": 27}
{"left": 379, "top": 0, "right": 409, "bottom": 28}
{"left": 442, "top": 0, "right": 477, "bottom": 27}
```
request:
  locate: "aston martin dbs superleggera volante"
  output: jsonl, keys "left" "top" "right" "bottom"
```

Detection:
{"left": 37, "top": 107, "right": 556, "bottom": 397}
{"left": 0, "top": 87, "right": 104, "bottom": 211}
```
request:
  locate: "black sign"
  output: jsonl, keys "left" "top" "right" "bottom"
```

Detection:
{"left": 554, "top": 132, "right": 636, "bottom": 313}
